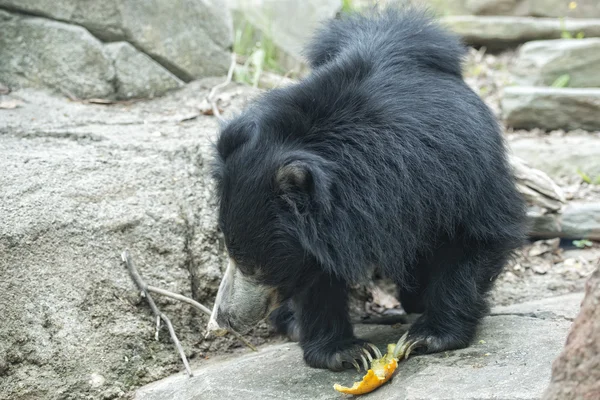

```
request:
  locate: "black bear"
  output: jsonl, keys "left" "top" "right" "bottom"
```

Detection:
{"left": 207, "top": 8, "right": 526, "bottom": 371}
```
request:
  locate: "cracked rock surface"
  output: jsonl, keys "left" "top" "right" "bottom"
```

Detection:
{"left": 0, "top": 81, "right": 260, "bottom": 399}
{"left": 0, "top": 1, "right": 232, "bottom": 99}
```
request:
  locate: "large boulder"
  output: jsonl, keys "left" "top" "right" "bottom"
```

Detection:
{"left": 0, "top": 82, "right": 254, "bottom": 399}
{"left": 511, "top": 38, "right": 600, "bottom": 88}
{"left": 105, "top": 42, "right": 184, "bottom": 99}
{"left": 0, "top": 0, "right": 233, "bottom": 81}
{"left": 431, "top": 0, "right": 600, "bottom": 18}
{"left": 543, "top": 264, "right": 600, "bottom": 400}
{"left": 442, "top": 16, "right": 600, "bottom": 50}
{"left": 0, "top": 12, "right": 115, "bottom": 99}
{"left": 502, "top": 87, "right": 600, "bottom": 131}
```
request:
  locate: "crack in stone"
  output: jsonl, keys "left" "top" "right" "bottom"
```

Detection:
{"left": 0, "top": 5, "right": 193, "bottom": 83}
{"left": 490, "top": 311, "right": 574, "bottom": 322}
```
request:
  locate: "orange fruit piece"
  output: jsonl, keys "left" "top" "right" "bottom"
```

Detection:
{"left": 333, "top": 344, "right": 398, "bottom": 395}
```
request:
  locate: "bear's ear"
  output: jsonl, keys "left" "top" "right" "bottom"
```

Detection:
{"left": 275, "top": 151, "right": 332, "bottom": 214}
{"left": 276, "top": 162, "right": 311, "bottom": 193}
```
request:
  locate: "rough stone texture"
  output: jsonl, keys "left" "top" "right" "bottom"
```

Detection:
{"left": 0, "top": 13, "right": 115, "bottom": 99}
{"left": 543, "top": 265, "right": 600, "bottom": 400}
{"left": 225, "top": 0, "right": 341, "bottom": 69}
{"left": 430, "top": 0, "right": 600, "bottom": 18}
{"left": 491, "top": 293, "right": 584, "bottom": 321}
{"left": 512, "top": 38, "right": 600, "bottom": 88}
{"left": 105, "top": 42, "right": 184, "bottom": 99}
{"left": 509, "top": 134, "right": 600, "bottom": 180}
{"left": 502, "top": 87, "right": 600, "bottom": 131}
{"left": 0, "top": 82, "right": 265, "bottom": 399}
{"left": 135, "top": 295, "right": 579, "bottom": 400}
{"left": 0, "top": 0, "right": 233, "bottom": 81}
{"left": 442, "top": 16, "right": 600, "bottom": 50}
{"left": 528, "top": 202, "right": 600, "bottom": 241}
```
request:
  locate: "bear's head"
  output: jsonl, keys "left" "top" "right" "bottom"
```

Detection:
{"left": 206, "top": 115, "right": 334, "bottom": 335}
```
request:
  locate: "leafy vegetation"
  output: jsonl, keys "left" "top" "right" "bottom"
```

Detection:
{"left": 232, "top": 19, "right": 284, "bottom": 86}
{"left": 577, "top": 168, "right": 600, "bottom": 185}
{"left": 551, "top": 74, "right": 571, "bottom": 88}
{"left": 573, "top": 239, "right": 594, "bottom": 249}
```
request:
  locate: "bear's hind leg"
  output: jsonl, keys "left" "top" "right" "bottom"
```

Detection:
{"left": 295, "top": 273, "right": 382, "bottom": 371}
{"left": 393, "top": 241, "right": 509, "bottom": 359}
{"left": 269, "top": 300, "right": 301, "bottom": 342}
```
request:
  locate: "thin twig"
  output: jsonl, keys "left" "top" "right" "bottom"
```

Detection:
{"left": 207, "top": 53, "right": 237, "bottom": 122}
{"left": 121, "top": 250, "right": 193, "bottom": 377}
{"left": 147, "top": 285, "right": 258, "bottom": 352}
{"left": 148, "top": 285, "right": 212, "bottom": 315}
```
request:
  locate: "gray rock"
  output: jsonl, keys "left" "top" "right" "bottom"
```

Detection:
{"left": 0, "top": 82, "right": 244, "bottom": 399}
{"left": 0, "top": 0, "right": 125, "bottom": 40}
{"left": 118, "top": 0, "right": 233, "bottom": 81}
{"left": 491, "top": 293, "right": 584, "bottom": 321}
{"left": 432, "top": 0, "right": 600, "bottom": 18}
{"left": 543, "top": 264, "right": 600, "bottom": 400}
{"left": 0, "top": 0, "right": 234, "bottom": 81}
{"left": 442, "top": 16, "right": 600, "bottom": 50}
{"left": 528, "top": 202, "right": 600, "bottom": 241}
{"left": 512, "top": 38, "right": 600, "bottom": 88}
{"left": 0, "top": 14, "right": 114, "bottom": 99}
{"left": 502, "top": 87, "right": 600, "bottom": 131}
{"left": 135, "top": 295, "right": 579, "bottom": 400}
{"left": 509, "top": 134, "right": 600, "bottom": 180}
{"left": 105, "top": 42, "right": 184, "bottom": 99}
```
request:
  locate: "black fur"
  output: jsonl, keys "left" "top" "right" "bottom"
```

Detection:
{"left": 212, "top": 8, "right": 526, "bottom": 370}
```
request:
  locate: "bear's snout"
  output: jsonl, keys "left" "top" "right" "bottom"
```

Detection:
{"left": 207, "top": 258, "right": 278, "bottom": 335}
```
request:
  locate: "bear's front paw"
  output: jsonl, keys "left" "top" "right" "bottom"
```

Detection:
{"left": 303, "top": 338, "right": 382, "bottom": 371}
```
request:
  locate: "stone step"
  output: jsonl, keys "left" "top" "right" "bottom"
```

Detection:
{"left": 529, "top": 202, "right": 600, "bottom": 241}
{"left": 508, "top": 134, "right": 600, "bottom": 180}
{"left": 502, "top": 87, "right": 600, "bottom": 131}
{"left": 442, "top": 16, "right": 600, "bottom": 50}
{"left": 433, "top": 0, "right": 600, "bottom": 19}
{"left": 134, "top": 293, "right": 582, "bottom": 400}
{"left": 511, "top": 38, "right": 600, "bottom": 88}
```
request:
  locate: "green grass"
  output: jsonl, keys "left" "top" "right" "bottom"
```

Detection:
{"left": 576, "top": 168, "right": 600, "bottom": 185}
{"left": 232, "top": 19, "right": 285, "bottom": 86}
{"left": 559, "top": 17, "right": 585, "bottom": 39}
{"left": 551, "top": 74, "right": 570, "bottom": 88}
{"left": 573, "top": 239, "right": 594, "bottom": 248}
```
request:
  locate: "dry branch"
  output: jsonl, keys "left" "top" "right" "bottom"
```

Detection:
{"left": 206, "top": 53, "right": 237, "bottom": 121}
{"left": 146, "top": 285, "right": 258, "bottom": 351}
{"left": 121, "top": 250, "right": 193, "bottom": 377}
{"left": 510, "top": 155, "right": 566, "bottom": 212}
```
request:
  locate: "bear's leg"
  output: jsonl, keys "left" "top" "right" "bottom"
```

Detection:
{"left": 397, "top": 264, "right": 428, "bottom": 314}
{"left": 268, "top": 300, "right": 300, "bottom": 342}
{"left": 393, "top": 242, "right": 508, "bottom": 359}
{"left": 295, "top": 273, "right": 382, "bottom": 371}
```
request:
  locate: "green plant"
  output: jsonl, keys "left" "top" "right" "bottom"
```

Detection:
{"left": 559, "top": 17, "right": 585, "bottom": 39}
{"left": 233, "top": 19, "right": 284, "bottom": 86}
{"left": 341, "top": 0, "right": 354, "bottom": 13}
{"left": 551, "top": 74, "right": 570, "bottom": 88}
{"left": 573, "top": 239, "right": 594, "bottom": 248}
{"left": 576, "top": 168, "right": 600, "bottom": 184}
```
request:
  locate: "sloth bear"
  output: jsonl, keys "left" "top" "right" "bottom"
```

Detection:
{"left": 207, "top": 8, "right": 526, "bottom": 371}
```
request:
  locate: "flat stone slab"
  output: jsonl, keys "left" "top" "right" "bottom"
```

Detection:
{"left": 511, "top": 38, "right": 600, "bottom": 88}
{"left": 508, "top": 134, "right": 600, "bottom": 180}
{"left": 528, "top": 202, "right": 600, "bottom": 241}
{"left": 135, "top": 294, "right": 582, "bottom": 400}
{"left": 442, "top": 16, "right": 600, "bottom": 50}
{"left": 502, "top": 87, "right": 600, "bottom": 131}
